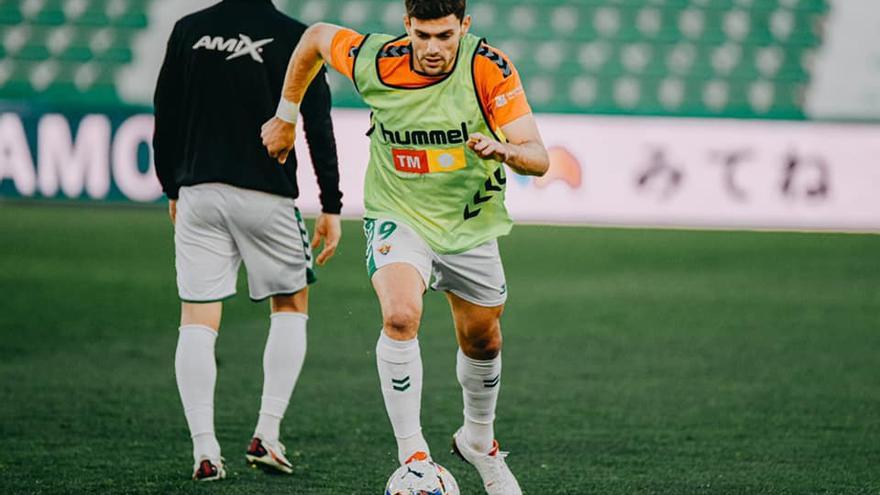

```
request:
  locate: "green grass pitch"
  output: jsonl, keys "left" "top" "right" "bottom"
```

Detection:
{"left": 0, "top": 204, "right": 878, "bottom": 494}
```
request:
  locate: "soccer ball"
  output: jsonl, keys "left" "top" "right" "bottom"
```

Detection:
{"left": 384, "top": 460, "right": 460, "bottom": 495}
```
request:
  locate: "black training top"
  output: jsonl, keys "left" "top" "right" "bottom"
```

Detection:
{"left": 153, "top": 0, "right": 342, "bottom": 213}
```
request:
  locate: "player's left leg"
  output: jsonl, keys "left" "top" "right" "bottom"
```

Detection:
{"left": 229, "top": 195, "right": 315, "bottom": 474}
{"left": 447, "top": 295, "right": 521, "bottom": 495}
{"left": 245, "top": 290, "right": 309, "bottom": 474}
{"left": 433, "top": 240, "right": 522, "bottom": 494}
{"left": 447, "top": 293, "right": 504, "bottom": 453}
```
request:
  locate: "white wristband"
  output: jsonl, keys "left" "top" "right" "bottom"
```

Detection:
{"left": 275, "top": 97, "right": 300, "bottom": 124}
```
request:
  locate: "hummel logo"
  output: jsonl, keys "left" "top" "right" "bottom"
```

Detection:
{"left": 391, "top": 376, "right": 411, "bottom": 392}
{"left": 192, "top": 34, "right": 274, "bottom": 63}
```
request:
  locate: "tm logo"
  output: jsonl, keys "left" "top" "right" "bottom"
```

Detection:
{"left": 192, "top": 34, "right": 274, "bottom": 63}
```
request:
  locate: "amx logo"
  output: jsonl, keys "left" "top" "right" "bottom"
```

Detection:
{"left": 192, "top": 34, "right": 274, "bottom": 63}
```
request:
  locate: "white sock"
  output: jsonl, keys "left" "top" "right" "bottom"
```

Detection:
{"left": 376, "top": 331, "right": 429, "bottom": 464}
{"left": 254, "top": 312, "right": 308, "bottom": 443}
{"left": 456, "top": 348, "right": 502, "bottom": 454}
{"left": 175, "top": 324, "right": 221, "bottom": 462}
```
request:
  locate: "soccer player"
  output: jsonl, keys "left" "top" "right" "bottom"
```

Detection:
{"left": 262, "top": 0, "right": 549, "bottom": 493}
{"left": 153, "top": 0, "right": 343, "bottom": 481}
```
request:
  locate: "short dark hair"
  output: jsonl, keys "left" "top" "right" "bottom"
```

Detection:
{"left": 405, "top": 0, "right": 466, "bottom": 21}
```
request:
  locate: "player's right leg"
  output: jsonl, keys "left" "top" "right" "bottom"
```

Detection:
{"left": 173, "top": 185, "right": 241, "bottom": 481}
{"left": 177, "top": 302, "right": 225, "bottom": 481}
{"left": 365, "top": 218, "right": 433, "bottom": 465}
{"left": 373, "top": 263, "right": 430, "bottom": 465}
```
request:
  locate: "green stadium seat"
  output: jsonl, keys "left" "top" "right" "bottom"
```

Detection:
{"left": 1, "top": 24, "right": 29, "bottom": 57}
{"left": 112, "top": 10, "right": 148, "bottom": 29}
{"left": 76, "top": 10, "right": 110, "bottom": 27}
{"left": 32, "top": 0, "right": 67, "bottom": 26}
{"left": 55, "top": 27, "right": 91, "bottom": 61}
{"left": 17, "top": 38, "right": 52, "bottom": 61}
{"left": 0, "top": 2, "right": 24, "bottom": 25}
{"left": 45, "top": 25, "right": 74, "bottom": 57}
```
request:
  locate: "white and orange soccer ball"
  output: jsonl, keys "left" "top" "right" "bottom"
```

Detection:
{"left": 384, "top": 460, "right": 460, "bottom": 495}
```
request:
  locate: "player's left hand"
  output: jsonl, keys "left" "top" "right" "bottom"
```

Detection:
{"left": 311, "top": 213, "right": 341, "bottom": 266}
{"left": 467, "top": 132, "right": 510, "bottom": 162}
{"left": 168, "top": 199, "right": 177, "bottom": 225}
{"left": 261, "top": 117, "right": 296, "bottom": 164}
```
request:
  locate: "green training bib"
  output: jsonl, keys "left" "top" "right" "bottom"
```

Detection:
{"left": 353, "top": 32, "right": 513, "bottom": 254}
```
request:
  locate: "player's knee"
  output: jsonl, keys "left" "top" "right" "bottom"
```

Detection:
{"left": 461, "top": 322, "right": 502, "bottom": 359}
{"left": 383, "top": 306, "right": 421, "bottom": 339}
{"left": 180, "top": 302, "right": 222, "bottom": 330}
{"left": 467, "top": 336, "right": 502, "bottom": 360}
{"left": 271, "top": 289, "right": 308, "bottom": 314}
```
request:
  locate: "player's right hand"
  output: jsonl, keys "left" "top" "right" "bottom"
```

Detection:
{"left": 311, "top": 213, "right": 341, "bottom": 266}
{"left": 168, "top": 199, "right": 177, "bottom": 225}
{"left": 261, "top": 117, "right": 296, "bottom": 165}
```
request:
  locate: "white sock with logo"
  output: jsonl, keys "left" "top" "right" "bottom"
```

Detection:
{"left": 175, "top": 324, "right": 221, "bottom": 463}
{"left": 254, "top": 312, "right": 308, "bottom": 443}
{"left": 376, "top": 331, "right": 429, "bottom": 464}
{"left": 456, "top": 348, "right": 502, "bottom": 454}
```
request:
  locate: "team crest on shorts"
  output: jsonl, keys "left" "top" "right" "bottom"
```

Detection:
{"left": 378, "top": 244, "right": 392, "bottom": 255}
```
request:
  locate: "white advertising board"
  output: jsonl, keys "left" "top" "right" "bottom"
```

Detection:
{"left": 3, "top": 109, "right": 878, "bottom": 232}
{"left": 293, "top": 110, "right": 880, "bottom": 231}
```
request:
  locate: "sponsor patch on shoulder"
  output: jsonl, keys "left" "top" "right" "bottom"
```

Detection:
{"left": 495, "top": 86, "right": 524, "bottom": 108}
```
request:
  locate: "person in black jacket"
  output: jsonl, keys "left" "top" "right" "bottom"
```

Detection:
{"left": 152, "top": 0, "right": 342, "bottom": 481}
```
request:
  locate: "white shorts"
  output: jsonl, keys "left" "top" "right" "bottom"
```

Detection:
{"left": 174, "top": 183, "right": 314, "bottom": 302}
{"left": 364, "top": 218, "right": 508, "bottom": 307}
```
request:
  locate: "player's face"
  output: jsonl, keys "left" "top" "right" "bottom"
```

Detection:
{"left": 405, "top": 14, "right": 471, "bottom": 76}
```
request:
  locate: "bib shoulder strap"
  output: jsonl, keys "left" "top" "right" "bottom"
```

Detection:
{"left": 353, "top": 33, "right": 401, "bottom": 93}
